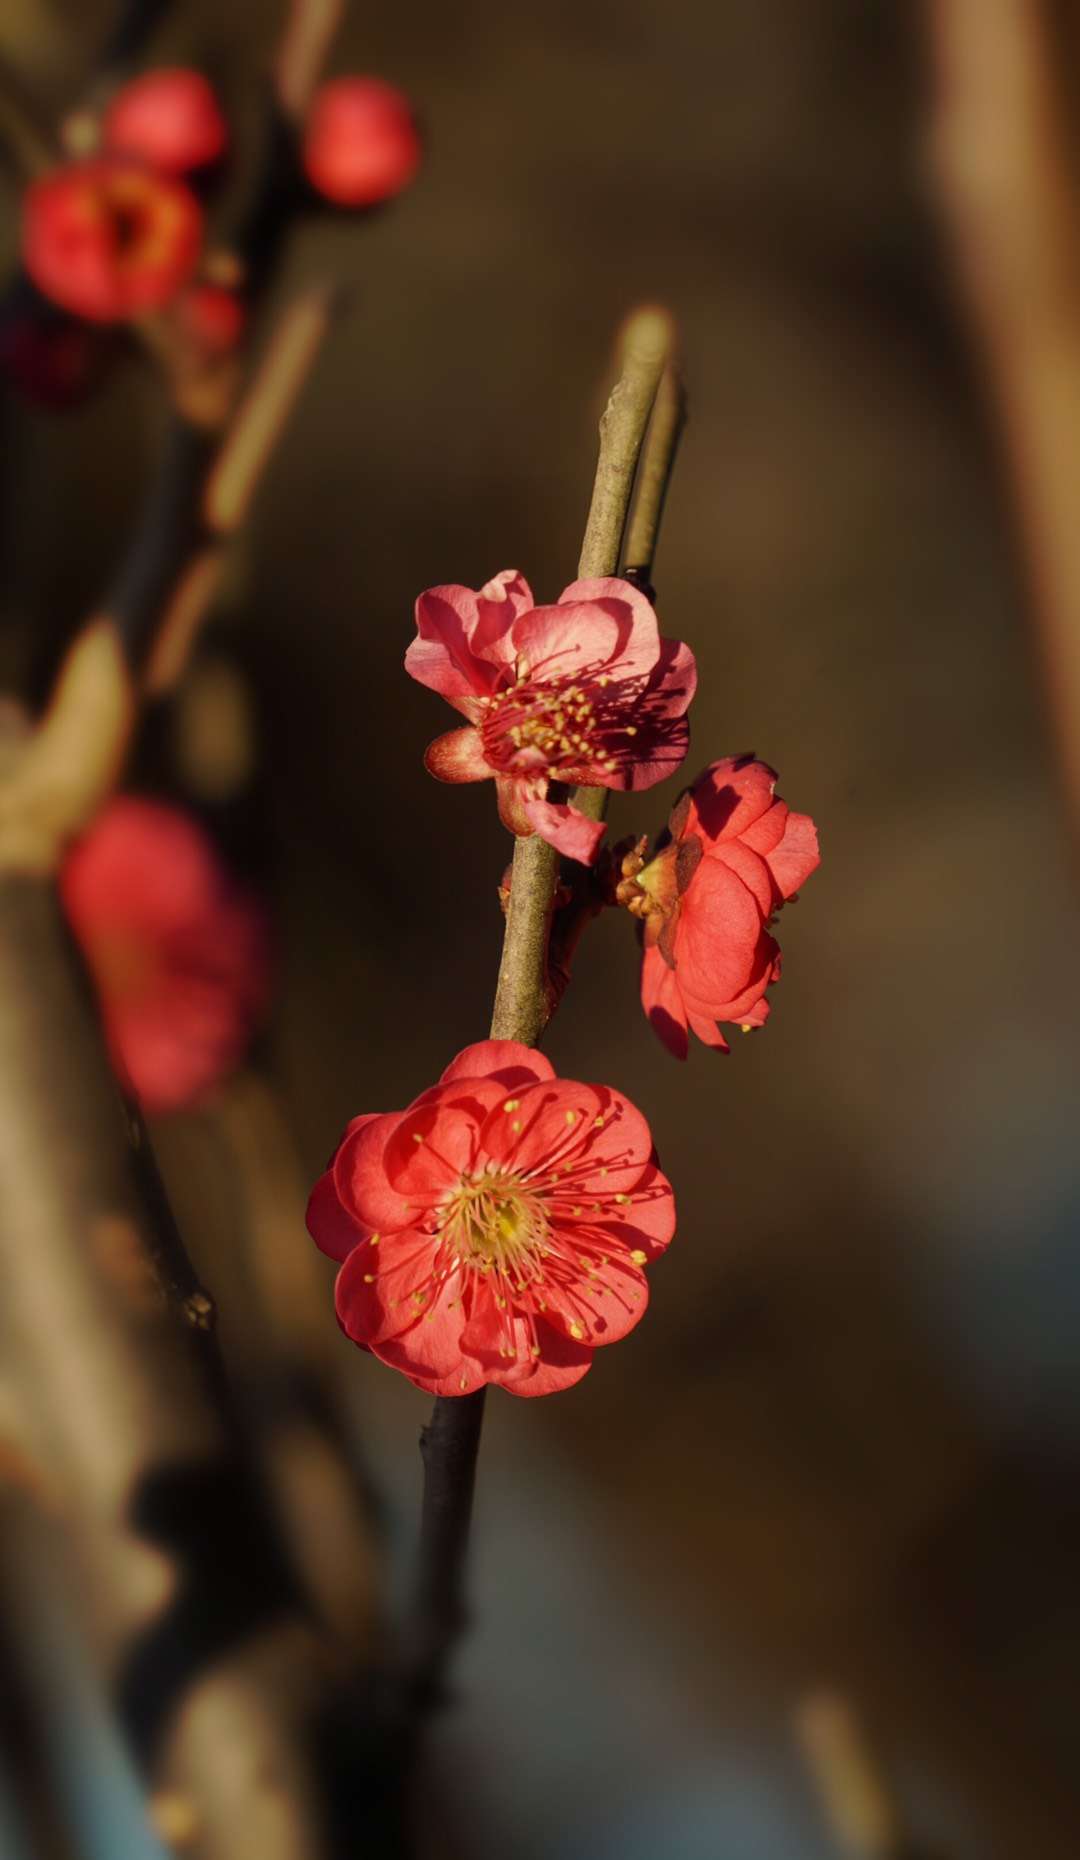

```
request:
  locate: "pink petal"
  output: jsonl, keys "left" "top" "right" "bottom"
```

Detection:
{"left": 764, "top": 809, "right": 820, "bottom": 899}
{"left": 687, "top": 757, "right": 777, "bottom": 845}
{"left": 438, "top": 1041, "right": 556, "bottom": 1089}
{"left": 618, "top": 714, "right": 691, "bottom": 792}
{"left": 473, "top": 570, "right": 534, "bottom": 656}
{"left": 424, "top": 726, "right": 491, "bottom": 783}
{"left": 306, "top": 1168, "right": 363, "bottom": 1262}
{"left": 509, "top": 600, "right": 629, "bottom": 681}
{"left": 496, "top": 775, "right": 535, "bottom": 837}
{"left": 557, "top": 576, "right": 662, "bottom": 678}
{"left": 408, "top": 580, "right": 521, "bottom": 707}
{"left": 641, "top": 947, "right": 689, "bottom": 1060}
{"left": 648, "top": 635, "right": 698, "bottom": 719}
{"left": 521, "top": 792, "right": 606, "bottom": 864}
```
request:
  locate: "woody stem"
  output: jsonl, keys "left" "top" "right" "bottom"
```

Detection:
{"left": 405, "top": 303, "right": 677, "bottom": 1727}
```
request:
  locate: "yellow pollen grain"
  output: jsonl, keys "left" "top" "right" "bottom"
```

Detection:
{"left": 626, "top": 725, "right": 637, "bottom": 736}
{"left": 631, "top": 1249, "right": 647, "bottom": 1265}
{"left": 412, "top": 1132, "right": 424, "bottom": 1144}
{"left": 565, "top": 1110, "right": 577, "bottom": 1126}
{"left": 510, "top": 1119, "right": 522, "bottom": 1134}
{"left": 496, "top": 1296, "right": 507, "bottom": 1309}
{"left": 369, "top": 1234, "right": 380, "bottom": 1245}
{"left": 741, "top": 1024, "right": 752, "bottom": 1033}
{"left": 531, "top": 1345, "right": 541, "bottom": 1358}
{"left": 569, "top": 1321, "right": 584, "bottom": 1340}
{"left": 594, "top": 1116, "right": 606, "bottom": 1128}
{"left": 503, "top": 1099, "right": 520, "bottom": 1112}
{"left": 363, "top": 1273, "right": 375, "bottom": 1284}
{"left": 616, "top": 1193, "right": 631, "bottom": 1204}
{"left": 459, "top": 1376, "right": 468, "bottom": 1390}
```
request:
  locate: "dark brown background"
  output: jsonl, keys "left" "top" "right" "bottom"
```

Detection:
{"left": 4, "top": 3, "right": 1080, "bottom": 1856}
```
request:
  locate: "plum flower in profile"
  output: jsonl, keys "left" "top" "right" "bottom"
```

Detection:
{"left": 406, "top": 570, "right": 697, "bottom": 863}
{"left": 61, "top": 797, "right": 270, "bottom": 1114}
{"left": 619, "top": 756, "right": 820, "bottom": 1058}
{"left": 307, "top": 1040, "right": 675, "bottom": 1397}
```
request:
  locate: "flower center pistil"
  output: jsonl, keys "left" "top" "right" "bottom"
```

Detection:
{"left": 479, "top": 667, "right": 620, "bottom": 779}
{"left": 438, "top": 1169, "right": 549, "bottom": 1280}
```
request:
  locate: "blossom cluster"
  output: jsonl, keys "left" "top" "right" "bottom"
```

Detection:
{"left": 305, "top": 566, "right": 820, "bottom": 1400}
{"left": 12, "top": 63, "right": 421, "bottom": 396}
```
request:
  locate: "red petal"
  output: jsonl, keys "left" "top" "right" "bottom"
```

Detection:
{"left": 557, "top": 577, "right": 662, "bottom": 678}
{"left": 306, "top": 1168, "right": 363, "bottom": 1262}
{"left": 764, "top": 809, "right": 820, "bottom": 899}
{"left": 438, "top": 1041, "right": 555, "bottom": 1089}
{"left": 676, "top": 859, "right": 765, "bottom": 1004}
{"left": 641, "top": 947, "right": 689, "bottom": 1060}
{"left": 686, "top": 757, "right": 777, "bottom": 844}
{"left": 509, "top": 600, "right": 630, "bottom": 681}
{"left": 383, "top": 1078, "right": 508, "bottom": 1202}
{"left": 333, "top": 1110, "right": 416, "bottom": 1233}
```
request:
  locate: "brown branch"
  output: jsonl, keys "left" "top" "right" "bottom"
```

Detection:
{"left": 405, "top": 304, "right": 678, "bottom": 1726}
{"left": 927, "top": 0, "right": 1080, "bottom": 849}
{"left": 795, "top": 1690, "right": 938, "bottom": 1860}
{"left": 0, "top": 878, "right": 341, "bottom": 1860}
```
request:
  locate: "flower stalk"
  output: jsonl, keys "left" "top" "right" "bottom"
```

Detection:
{"left": 405, "top": 302, "right": 679, "bottom": 1723}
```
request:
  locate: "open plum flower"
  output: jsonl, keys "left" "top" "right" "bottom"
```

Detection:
{"left": 23, "top": 157, "right": 203, "bottom": 323}
{"left": 621, "top": 756, "right": 820, "bottom": 1058}
{"left": 61, "top": 796, "right": 270, "bottom": 1113}
{"left": 307, "top": 1040, "right": 675, "bottom": 1397}
{"left": 406, "top": 570, "right": 697, "bottom": 863}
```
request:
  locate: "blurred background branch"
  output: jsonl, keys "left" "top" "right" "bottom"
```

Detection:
{"left": 928, "top": 0, "right": 1080, "bottom": 852}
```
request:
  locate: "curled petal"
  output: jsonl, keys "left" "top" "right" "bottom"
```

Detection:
{"left": 333, "top": 1110, "right": 414, "bottom": 1233}
{"left": 641, "top": 947, "right": 689, "bottom": 1059}
{"left": 686, "top": 756, "right": 777, "bottom": 844}
{"left": 763, "top": 809, "right": 820, "bottom": 899}
{"left": 438, "top": 1041, "right": 556, "bottom": 1089}
{"left": 306, "top": 1169, "right": 363, "bottom": 1262}
{"left": 495, "top": 775, "right": 535, "bottom": 837}
{"left": 424, "top": 726, "right": 491, "bottom": 783}
{"left": 521, "top": 792, "right": 607, "bottom": 864}
{"left": 557, "top": 576, "right": 662, "bottom": 678}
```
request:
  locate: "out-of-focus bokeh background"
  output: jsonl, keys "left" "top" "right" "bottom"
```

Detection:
{"left": 3, "top": 2, "right": 1080, "bottom": 1856}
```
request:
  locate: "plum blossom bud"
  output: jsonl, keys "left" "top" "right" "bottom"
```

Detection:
{"left": 303, "top": 77, "right": 421, "bottom": 208}
{"left": 103, "top": 68, "right": 228, "bottom": 177}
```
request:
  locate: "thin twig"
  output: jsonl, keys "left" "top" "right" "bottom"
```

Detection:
{"left": 622, "top": 358, "right": 687, "bottom": 600}
{"left": 0, "top": 52, "right": 57, "bottom": 177}
{"left": 927, "top": 0, "right": 1080, "bottom": 850}
{"left": 795, "top": 1690, "right": 935, "bottom": 1860}
{"left": 405, "top": 304, "right": 678, "bottom": 1726}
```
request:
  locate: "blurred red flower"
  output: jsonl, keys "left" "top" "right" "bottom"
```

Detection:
{"left": 629, "top": 756, "right": 820, "bottom": 1058}
{"left": 23, "top": 158, "right": 202, "bottom": 323}
{"left": 175, "top": 282, "right": 247, "bottom": 354}
{"left": 307, "top": 1040, "right": 674, "bottom": 1397}
{"left": 407, "top": 569, "right": 697, "bottom": 863}
{"left": 103, "top": 68, "right": 228, "bottom": 177}
{"left": 303, "top": 76, "right": 421, "bottom": 207}
{"left": 61, "top": 797, "right": 270, "bottom": 1114}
